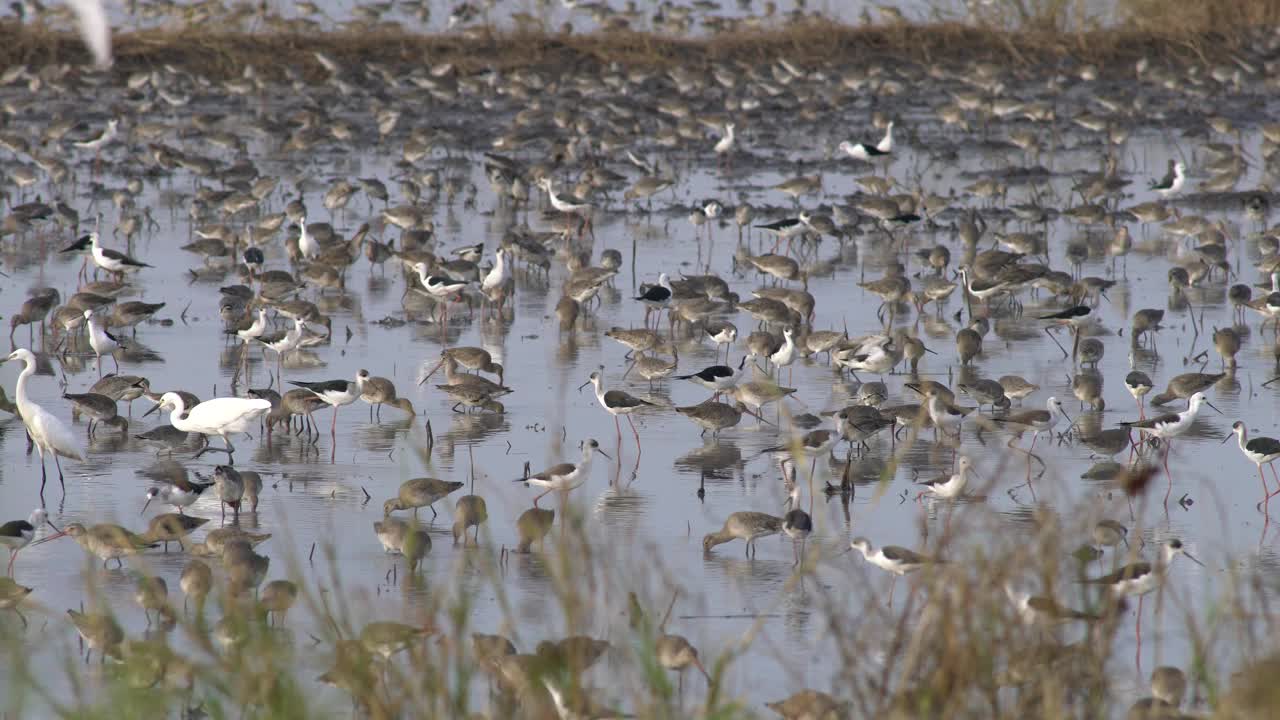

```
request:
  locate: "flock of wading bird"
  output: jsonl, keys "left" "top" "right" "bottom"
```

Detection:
{"left": 5, "top": 3, "right": 1280, "bottom": 717}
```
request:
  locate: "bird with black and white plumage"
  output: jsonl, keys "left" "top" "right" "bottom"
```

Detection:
{"left": 703, "top": 320, "right": 737, "bottom": 362}
{"left": 1038, "top": 305, "right": 1092, "bottom": 358}
{"left": 634, "top": 273, "right": 673, "bottom": 328}
{"left": 754, "top": 217, "right": 806, "bottom": 252}
{"left": 1225, "top": 421, "right": 1280, "bottom": 503}
{"left": 0, "top": 508, "right": 55, "bottom": 575}
{"left": 915, "top": 455, "right": 977, "bottom": 501}
{"left": 1083, "top": 539, "right": 1202, "bottom": 598}
{"left": 142, "top": 471, "right": 215, "bottom": 515}
{"left": 86, "top": 231, "right": 152, "bottom": 277}
{"left": 580, "top": 371, "right": 655, "bottom": 448}
{"left": 838, "top": 121, "right": 894, "bottom": 161}
{"left": 675, "top": 356, "right": 746, "bottom": 397}
{"left": 83, "top": 309, "right": 122, "bottom": 375}
{"left": 1149, "top": 160, "right": 1186, "bottom": 199}
{"left": 515, "top": 438, "right": 610, "bottom": 508}
{"left": 289, "top": 371, "right": 365, "bottom": 438}
{"left": 844, "top": 536, "right": 941, "bottom": 605}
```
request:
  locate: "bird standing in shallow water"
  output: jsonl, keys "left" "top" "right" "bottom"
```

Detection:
{"left": 845, "top": 537, "right": 942, "bottom": 606}
{"left": 3, "top": 349, "right": 84, "bottom": 501}
{"left": 0, "top": 508, "right": 55, "bottom": 575}
{"left": 1225, "top": 421, "right": 1280, "bottom": 504}
{"left": 580, "top": 371, "right": 654, "bottom": 450}
{"left": 516, "top": 438, "right": 610, "bottom": 507}
{"left": 702, "top": 512, "right": 783, "bottom": 558}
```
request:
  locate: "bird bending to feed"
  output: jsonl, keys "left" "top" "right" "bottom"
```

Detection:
{"left": 703, "top": 512, "right": 783, "bottom": 557}
{"left": 516, "top": 438, "right": 610, "bottom": 507}
{"left": 384, "top": 478, "right": 466, "bottom": 518}
{"left": 38, "top": 522, "right": 159, "bottom": 568}
{"left": 144, "top": 392, "right": 271, "bottom": 462}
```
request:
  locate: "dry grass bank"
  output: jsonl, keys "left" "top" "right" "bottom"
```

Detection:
{"left": 0, "top": 17, "right": 1272, "bottom": 82}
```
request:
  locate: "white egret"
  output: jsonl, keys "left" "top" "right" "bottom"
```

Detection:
{"left": 144, "top": 392, "right": 271, "bottom": 463}
{"left": 3, "top": 349, "right": 85, "bottom": 500}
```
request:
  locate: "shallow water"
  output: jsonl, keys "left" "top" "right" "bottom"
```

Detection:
{"left": 1, "top": 27, "right": 1279, "bottom": 718}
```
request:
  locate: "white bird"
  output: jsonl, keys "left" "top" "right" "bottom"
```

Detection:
{"left": 297, "top": 215, "right": 319, "bottom": 260}
{"left": 916, "top": 455, "right": 976, "bottom": 500}
{"left": 515, "top": 438, "right": 610, "bottom": 507}
{"left": 67, "top": 0, "right": 112, "bottom": 70}
{"left": 714, "top": 122, "right": 736, "bottom": 156}
{"left": 73, "top": 118, "right": 118, "bottom": 151}
{"left": 144, "top": 392, "right": 271, "bottom": 462}
{"left": 768, "top": 326, "right": 797, "bottom": 382}
{"left": 3, "top": 349, "right": 85, "bottom": 499}
{"left": 538, "top": 178, "right": 592, "bottom": 214}
{"left": 235, "top": 308, "right": 269, "bottom": 344}
{"left": 838, "top": 121, "right": 894, "bottom": 161}
{"left": 83, "top": 309, "right": 121, "bottom": 375}
{"left": 481, "top": 248, "right": 510, "bottom": 293}
{"left": 480, "top": 248, "right": 512, "bottom": 313}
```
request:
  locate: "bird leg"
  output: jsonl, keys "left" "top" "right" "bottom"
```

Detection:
{"left": 1044, "top": 326, "right": 1069, "bottom": 357}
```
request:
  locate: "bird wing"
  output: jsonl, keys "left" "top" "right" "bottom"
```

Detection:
{"left": 67, "top": 0, "right": 112, "bottom": 69}
{"left": 1119, "top": 413, "right": 1178, "bottom": 429}
{"left": 187, "top": 398, "right": 272, "bottom": 427}
{"left": 603, "top": 390, "right": 651, "bottom": 409}
{"left": 882, "top": 546, "right": 932, "bottom": 564}
{"left": 531, "top": 463, "right": 576, "bottom": 481}
{"left": 27, "top": 405, "right": 86, "bottom": 461}
{"left": 1084, "top": 562, "right": 1151, "bottom": 585}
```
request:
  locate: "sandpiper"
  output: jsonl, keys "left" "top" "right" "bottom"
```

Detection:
{"left": 384, "top": 478, "right": 465, "bottom": 518}
{"left": 702, "top": 512, "right": 783, "bottom": 558}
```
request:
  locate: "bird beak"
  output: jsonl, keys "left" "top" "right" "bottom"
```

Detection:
{"left": 595, "top": 448, "right": 611, "bottom": 460}
{"left": 141, "top": 496, "right": 153, "bottom": 515}
{"left": 419, "top": 359, "right": 444, "bottom": 386}
{"left": 142, "top": 403, "right": 160, "bottom": 418}
{"left": 576, "top": 380, "right": 591, "bottom": 392}
{"left": 1221, "top": 432, "right": 1234, "bottom": 444}
{"left": 1206, "top": 401, "right": 1222, "bottom": 415}
{"left": 31, "top": 529, "right": 68, "bottom": 547}
{"left": 1184, "top": 551, "right": 1206, "bottom": 567}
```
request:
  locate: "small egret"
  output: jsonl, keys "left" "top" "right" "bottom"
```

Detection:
{"left": 144, "top": 391, "right": 271, "bottom": 463}
{"left": 4, "top": 349, "right": 84, "bottom": 500}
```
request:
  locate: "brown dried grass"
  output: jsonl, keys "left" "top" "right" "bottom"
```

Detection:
{"left": 0, "top": 16, "right": 1266, "bottom": 83}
